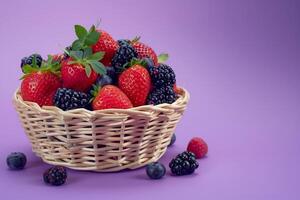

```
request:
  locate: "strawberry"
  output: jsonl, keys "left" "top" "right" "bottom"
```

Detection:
{"left": 187, "top": 137, "right": 208, "bottom": 159}
{"left": 92, "top": 85, "right": 133, "bottom": 110}
{"left": 92, "top": 30, "right": 118, "bottom": 66}
{"left": 118, "top": 59, "right": 151, "bottom": 107}
{"left": 131, "top": 37, "right": 158, "bottom": 66}
{"left": 20, "top": 56, "right": 62, "bottom": 106}
{"left": 62, "top": 25, "right": 107, "bottom": 92}
{"left": 61, "top": 58, "right": 99, "bottom": 92}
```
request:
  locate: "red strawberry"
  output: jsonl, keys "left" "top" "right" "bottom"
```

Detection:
{"left": 92, "top": 30, "right": 118, "bottom": 66}
{"left": 118, "top": 62, "right": 151, "bottom": 107}
{"left": 187, "top": 137, "right": 208, "bottom": 159}
{"left": 20, "top": 56, "right": 62, "bottom": 106}
{"left": 131, "top": 39, "right": 158, "bottom": 66}
{"left": 62, "top": 25, "right": 107, "bottom": 92}
{"left": 61, "top": 58, "right": 98, "bottom": 92}
{"left": 92, "top": 85, "right": 133, "bottom": 110}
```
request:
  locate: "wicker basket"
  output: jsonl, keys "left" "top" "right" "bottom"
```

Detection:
{"left": 13, "top": 87, "right": 189, "bottom": 172}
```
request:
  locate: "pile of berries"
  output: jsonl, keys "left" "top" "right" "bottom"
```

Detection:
{"left": 146, "top": 136, "right": 208, "bottom": 179}
{"left": 19, "top": 24, "right": 180, "bottom": 111}
{"left": 6, "top": 136, "right": 207, "bottom": 184}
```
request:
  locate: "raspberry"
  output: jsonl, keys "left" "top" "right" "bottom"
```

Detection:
{"left": 187, "top": 137, "right": 208, "bottom": 159}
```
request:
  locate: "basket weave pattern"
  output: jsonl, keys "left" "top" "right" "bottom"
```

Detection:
{"left": 13, "top": 88, "right": 189, "bottom": 172}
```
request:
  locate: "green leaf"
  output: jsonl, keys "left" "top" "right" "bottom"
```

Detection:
{"left": 67, "top": 60, "right": 78, "bottom": 65}
{"left": 22, "top": 64, "right": 36, "bottom": 74}
{"left": 89, "top": 25, "right": 96, "bottom": 33}
{"left": 32, "top": 55, "right": 37, "bottom": 67}
{"left": 90, "top": 84, "right": 100, "bottom": 99}
{"left": 84, "top": 64, "right": 92, "bottom": 77}
{"left": 87, "top": 52, "right": 105, "bottom": 61}
{"left": 47, "top": 55, "right": 53, "bottom": 64}
{"left": 89, "top": 60, "right": 106, "bottom": 75}
{"left": 70, "top": 50, "right": 83, "bottom": 60}
{"left": 72, "top": 39, "right": 82, "bottom": 50}
{"left": 157, "top": 53, "right": 169, "bottom": 63}
{"left": 75, "top": 25, "right": 88, "bottom": 40}
{"left": 83, "top": 47, "right": 93, "bottom": 58}
{"left": 63, "top": 48, "right": 70, "bottom": 56}
{"left": 85, "top": 31, "right": 100, "bottom": 46}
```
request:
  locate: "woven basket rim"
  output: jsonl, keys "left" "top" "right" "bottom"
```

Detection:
{"left": 13, "top": 87, "right": 190, "bottom": 116}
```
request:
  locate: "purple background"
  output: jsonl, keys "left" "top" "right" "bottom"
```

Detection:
{"left": 1, "top": 0, "right": 300, "bottom": 199}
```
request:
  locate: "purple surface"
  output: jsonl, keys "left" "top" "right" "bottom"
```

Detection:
{"left": 1, "top": 0, "right": 300, "bottom": 199}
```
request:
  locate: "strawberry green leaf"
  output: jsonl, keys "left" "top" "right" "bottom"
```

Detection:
{"left": 63, "top": 48, "right": 70, "bottom": 56}
{"left": 91, "top": 84, "right": 101, "bottom": 99}
{"left": 157, "top": 53, "right": 169, "bottom": 63}
{"left": 84, "top": 63, "right": 92, "bottom": 77}
{"left": 70, "top": 51, "right": 83, "bottom": 60}
{"left": 75, "top": 25, "right": 88, "bottom": 41}
{"left": 32, "top": 55, "right": 37, "bottom": 67}
{"left": 47, "top": 55, "right": 53, "bottom": 65}
{"left": 89, "top": 60, "right": 106, "bottom": 75}
{"left": 83, "top": 47, "right": 93, "bottom": 58}
{"left": 87, "top": 52, "right": 105, "bottom": 61}
{"left": 22, "top": 64, "right": 36, "bottom": 74}
{"left": 89, "top": 25, "right": 96, "bottom": 33}
{"left": 72, "top": 40, "right": 82, "bottom": 50}
{"left": 67, "top": 60, "right": 78, "bottom": 65}
{"left": 85, "top": 31, "right": 100, "bottom": 46}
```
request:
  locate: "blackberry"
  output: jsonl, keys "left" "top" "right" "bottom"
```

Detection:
{"left": 53, "top": 88, "right": 91, "bottom": 111}
{"left": 117, "top": 39, "right": 130, "bottom": 46}
{"left": 6, "top": 152, "right": 27, "bottom": 170}
{"left": 146, "top": 162, "right": 166, "bottom": 179}
{"left": 112, "top": 40, "right": 137, "bottom": 73}
{"left": 147, "top": 85, "right": 177, "bottom": 105}
{"left": 21, "top": 54, "right": 43, "bottom": 71}
{"left": 43, "top": 166, "right": 67, "bottom": 186}
{"left": 169, "top": 151, "right": 199, "bottom": 176}
{"left": 148, "top": 64, "right": 176, "bottom": 88}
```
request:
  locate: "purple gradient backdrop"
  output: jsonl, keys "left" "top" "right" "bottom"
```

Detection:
{"left": 0, "top": 0, "right": 300, "bottom": 199}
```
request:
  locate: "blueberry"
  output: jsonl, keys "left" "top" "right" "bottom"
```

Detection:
{"left": 6, "top": 152, "right": 27, "bottom": 170}
{"left": 143, "top": 57, "right": 154, "bottom": 69}
{"left": 106, "top": 66, "right": 117, "bottom": 82}
{"left": 146, "top": 162, "right": 166, "bottom": 179}
{"left": 168, "top": 134, "right": 176, "bottom": 147}
{"left": 96, "top": 75, "right": 113, "bottom": 87}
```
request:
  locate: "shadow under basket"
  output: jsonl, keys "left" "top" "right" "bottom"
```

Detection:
{"left": 13, "top": 87, "right": 190, "bottom": 172}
